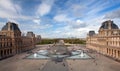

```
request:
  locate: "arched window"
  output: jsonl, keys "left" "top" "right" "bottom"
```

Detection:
{"left": 10, "top": 43, "right": 12, "bottom": 47}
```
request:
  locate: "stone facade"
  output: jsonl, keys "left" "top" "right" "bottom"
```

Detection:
{"left": 0, "top": 22, "right": 41, "bottom": 59}
{"left": 86, "top": 20, "right": 120, "bottom": 60}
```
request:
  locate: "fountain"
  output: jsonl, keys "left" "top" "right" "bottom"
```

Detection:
{"left": 80, "top": 51, "right": 84, "bottom": 57}
{"left": 48, "top": 40, "right": 71, "bottom": 62}
{"left": 34, "top": 53, "right": 37, "bottom": 58}
{"left": 26, "top": 40, "right": 91, "bottom": 60}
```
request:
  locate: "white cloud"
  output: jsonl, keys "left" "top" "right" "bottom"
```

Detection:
{"left": 52, "top": 16, "right": 106, "bottom": 38}
{"left": 39, "top": 15, "right": 109, "bottom": 38}
{"left": 37, "top": 3, "right": 51, "bottom": 16}
{"left": 0, "top": 0, "right": 18, "bottom": 13}
{"left": 33, "top": 19, "right": 41, "bottom": 25}
{"left": 104, "top": 9, "right": 120, "bottom": 19}
{"left": 0, "top": 0, "right": 38, "bottom": 20}
{"left": 0, "top": 0, "right": 20, "bottom": 19}
{"left": 70, "top": 4, "right": 87, "bottom": 17}
{"left": 40, "top": 23, "right": 88, "bottom": 38}
{"left": 28, "top": 23, "right": 53, "bottom": 30}
{"left": 54, "top": 14, "right": 72, "bottom": 22}
{"left": 20, "top": 22, "right": 53, "bottom": 31}
{"left": 36, "top": 0, "right": 54, "bottom": 16}
{"left": 67, "top": 20, "right": 87, "bottom": 29}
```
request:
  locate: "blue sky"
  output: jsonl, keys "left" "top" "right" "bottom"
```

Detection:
{"left": 0, "top": 0, "right": 120, "bottom": 38}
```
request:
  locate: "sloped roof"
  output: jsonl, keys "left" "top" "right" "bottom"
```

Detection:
{"left": 99, "top": 20, "right": 119, "bottom": 30}
{"left": 1, "top": 22, "right": 21, "bottom": 32}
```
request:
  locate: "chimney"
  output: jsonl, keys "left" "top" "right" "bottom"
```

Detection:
{"left": 8, "top": 22, "right": 11, "bottom": 31}
{"left": 108, "top": 20, "right": 112, "bottom": 29}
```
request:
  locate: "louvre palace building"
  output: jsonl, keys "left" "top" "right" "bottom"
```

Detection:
{"left": 0, "top": 22, "right": 41, "bottom": 59}
{"left": 87, "top": 20, "right": 120, "bottom": 60}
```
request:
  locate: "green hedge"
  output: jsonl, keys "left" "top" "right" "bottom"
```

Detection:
{"left": 38, "top": 38, "right": 86, "bottom": 44}
{"left": 64, "top": 39, "right": 86, "bottom": 44}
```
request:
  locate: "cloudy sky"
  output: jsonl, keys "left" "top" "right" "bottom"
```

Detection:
{"left": 0, "top": 0, "right": 120, "bottom": 38}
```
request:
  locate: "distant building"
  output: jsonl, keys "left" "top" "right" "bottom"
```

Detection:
{"left": 35, "top": 35, "right": 41, "bottom": 44}
{"left": 0, "top": 22, "right": 41, "bottom": 59}
{"left": 86, "top": 20, "right": 120, "bottom": 60}
{"left": 26, "top": 32, "right": 35, "bottom": 38}
{"left": 88, "top": 31, "right": 95, "bottom": 36}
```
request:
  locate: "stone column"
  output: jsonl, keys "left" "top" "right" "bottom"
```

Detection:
{"left": 116, "top": 50, "right": 119, "bottom": 59}
{"left": 0, "top": 50, "right": 1, "bottom": 59}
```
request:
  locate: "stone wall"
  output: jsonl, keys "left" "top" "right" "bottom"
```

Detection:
{"left": 86, "top": 20, "right": 120, "bottom": 60}
{"left": 0, "top": 22, "right": 41, "bottom": 59}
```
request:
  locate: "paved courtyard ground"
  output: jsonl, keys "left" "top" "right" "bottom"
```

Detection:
{"left": 0, "top": 44, "right": 120, "bottom": 71}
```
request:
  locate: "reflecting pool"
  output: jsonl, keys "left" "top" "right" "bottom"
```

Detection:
{"left": 26, "top": 49, "right": 91, "bottom": 60}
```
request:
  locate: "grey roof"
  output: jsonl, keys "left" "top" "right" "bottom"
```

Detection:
{"left": 1, "top": 22, "right": 21, "bottom": 32}
{"left": 99, "top": 20, "right": 119, "bottom": 30}
{"left": 88, "top": 31, "right": 95, "bottom": 36}
{"left": 26, "top": 31, "right": 34, "bottom": 37}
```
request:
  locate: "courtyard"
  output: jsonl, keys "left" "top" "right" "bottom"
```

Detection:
{"left": 0, "top": 44, "right": 120, "bottom": 71}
